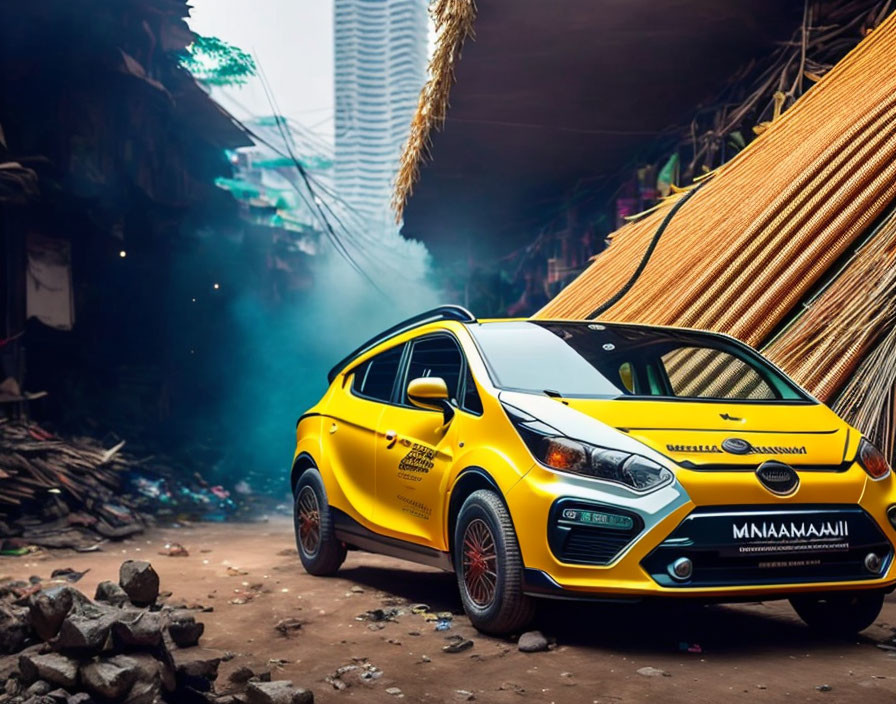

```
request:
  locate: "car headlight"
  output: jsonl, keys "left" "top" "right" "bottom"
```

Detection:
{"left": 857, "top": 438, "right": 891, "bottom": 479}
{"left": 504, "top": 403, "right": 674, "bottom": 493}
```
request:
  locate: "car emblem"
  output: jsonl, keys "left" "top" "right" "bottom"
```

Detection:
{"left": 756, "top": 461, "right": 799, "bottom": 495}
{"left": 722, "top": 437, "right": 752, "bottom": 454}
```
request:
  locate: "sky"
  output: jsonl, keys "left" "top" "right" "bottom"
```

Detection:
{"left": 187, "top": 0, "right": 335, "bottom": 142}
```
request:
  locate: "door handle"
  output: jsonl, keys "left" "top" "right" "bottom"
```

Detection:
{"left": 384, "top": 430, "right": 397, "bottom": 448}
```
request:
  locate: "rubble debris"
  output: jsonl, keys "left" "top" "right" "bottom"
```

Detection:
{"left": 53, "top": 599, "right": 118, "bottom": 652}
{"left": 49, "top": 568, "right": 90, "bottom": 583}
{"left": 131, "top": 474, "right": 237, "bottom": 523}
{"left": 28, "top": 585, "right": 89, "bottom": 641}
{"left": 166, "top": 609, "right": 204, "bottom": 647}
{"left": 95, "top": 580, "right": 129, "bottom": 607}
{"left": 0, "top": 604, "right": 31, "bottom": 653}
{"left": 158, "top": 542, "right": 189, "bottom": 558}
{"left": 80, "top": 657, "right": 139, "bottom": 699}
{"left": 517, "top": 631, "right": 549, "bottom": 653}
{"left": 637, "top": 666, "right": 671, "bottom": 677}
{"left": 119, "top": 560, "right": 160, "bottom": 606}
{"left": 0, "top": 422, "right": 145, "bottom": 549}
{"left": 246, "top": 680, "right": 314, "bottom": 704}
{"left": 274, "top": 618, "right": 303, "bottom": 637}
{"left": 18, "top": 652, "right": 79, "bottom": 689}
{"left": 0, "top": 559, "right": 310, "bottom": 704}
{"left": 229, "top": 665, "right": 256, "bottom": 684}
{"left": 112, "top": 610, "right": 164, "bottom": 648}
{"left": 678, "top": 641, "right": 703, "bottom": 654}
{"left": 171, "top": 647, "right": 223, "bottom": 691}
{"left": 357, "top": 608, "right": 400, "bottom": 623}
{"left": 442, "top": 637, "right": 474, "bottom": 654}
{"left": 385, "top": 686, "right": 403, "bottom": 696}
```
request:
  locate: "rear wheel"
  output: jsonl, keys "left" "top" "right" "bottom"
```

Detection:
{"left": 294, "top": 469, "right": 346, "bottom": 576}
{"left": 453, "top": 490, "right": 535, "bottom": 635}
{"left": 790, "top": 590, "right": 884, "bottom": 636}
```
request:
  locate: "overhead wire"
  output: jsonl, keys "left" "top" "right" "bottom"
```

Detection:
{"left": 252, "top": 58, "right": 391, "bottom": 299}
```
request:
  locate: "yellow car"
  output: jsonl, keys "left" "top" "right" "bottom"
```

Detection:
{"left": 291, "top": 306, "right": 896, "bottom": 635}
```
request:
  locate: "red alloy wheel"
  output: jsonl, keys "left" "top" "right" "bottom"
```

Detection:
{"left": 462, "top": 518, "right": 498, "bottom": 607}
{"left": 297, "top": 486, "right": 321, "bottom": 555}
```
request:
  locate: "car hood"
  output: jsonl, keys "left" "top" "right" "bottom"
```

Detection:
{"left": 499, "top": 391, "right": 852, "bottom": 468}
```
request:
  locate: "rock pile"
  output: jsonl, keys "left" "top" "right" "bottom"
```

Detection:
{"left": 0, "top": 560, "right": 313, "bottom": 704}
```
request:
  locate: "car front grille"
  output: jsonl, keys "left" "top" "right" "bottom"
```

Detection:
{"left": 641, "top": 504, "right": 893, "bottom": 588}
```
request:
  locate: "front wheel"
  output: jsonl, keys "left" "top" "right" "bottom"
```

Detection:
{"left": 294, "top": 469, "right": 346, "bottom": 576}
{"left": 453, "top": 490, "right": 535, "bottom": 635}
{"left": 789, "top": 590, "right": 884, "bottom": 636}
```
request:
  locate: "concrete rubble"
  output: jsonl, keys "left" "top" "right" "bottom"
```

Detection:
{"left": 0, "top": 561, "right": 314, "bottom": 704}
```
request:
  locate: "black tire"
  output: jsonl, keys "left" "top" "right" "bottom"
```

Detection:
{"left": 790, "top": 590, "right": 884, "bottom": 636}
{"left": 453, "top": 489, "right": 535, "bottom": 635}
{"left": 294, "top": 469, "right": 346, "bottom": 576}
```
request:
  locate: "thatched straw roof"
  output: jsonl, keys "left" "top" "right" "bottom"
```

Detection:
{"left": 393, "top": 0, "right": 477, "bottom": 221}
{"left": 391, "top": 0, "right": 799, "bottom": 258}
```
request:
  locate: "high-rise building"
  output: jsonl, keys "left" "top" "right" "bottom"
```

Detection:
{"left": 334, "top": 0, "right": 428, "bottom": 219}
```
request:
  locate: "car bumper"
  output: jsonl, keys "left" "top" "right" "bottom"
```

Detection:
{"left": 506, "top": 463, "right": 896, "bottom": 599}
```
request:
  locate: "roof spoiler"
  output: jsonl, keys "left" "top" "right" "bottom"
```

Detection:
{"left": 326, "top": 305, "right": 476, "bottom": 384}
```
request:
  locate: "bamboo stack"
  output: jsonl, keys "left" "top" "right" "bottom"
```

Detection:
{"left": 764, "top": 209, "right": 896, "bottom": 402}
{"left": 834, "top": 328, "right": 896, "bottom": 459}
{"left": 536, "top": 12, "right": 896, "bottom": 352}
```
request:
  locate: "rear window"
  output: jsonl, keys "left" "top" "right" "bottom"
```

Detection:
{"left": 352, "top": 344, "right": 404, "bottom": 402}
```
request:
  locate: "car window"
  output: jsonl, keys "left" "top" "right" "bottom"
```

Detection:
{"left": 404, "top": 337, "right": 463, "bottom": 405}
{"left": 352, "top": 344, "right": 404, "bottom": 402}
{"left": 462, "top": 367, "right": 483, "bottom": 415}
{"left": 661, "top": 346, "right": 776, "bottom": 400}
{"left": 466, "top": 321, "right": 808, "bottom": 401}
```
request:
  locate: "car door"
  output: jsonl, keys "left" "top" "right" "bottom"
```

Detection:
{"left": 322, "top": 343, "right": 404, "bottom": 528}
{"left": 372, "top": 334, "right": 467, "bottom": 547}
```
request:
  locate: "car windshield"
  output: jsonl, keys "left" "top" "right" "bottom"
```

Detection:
{"left": 466, "top": 321, "right": 810, "bottom": 402}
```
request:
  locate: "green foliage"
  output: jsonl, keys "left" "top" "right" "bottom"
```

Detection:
{"left": 181, "top": 35, "right": 257, "bottom": 87}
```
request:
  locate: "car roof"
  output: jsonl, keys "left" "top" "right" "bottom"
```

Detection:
{"left": 327, "top": 305, "right": 743, "bottom": 384}
{"left": 326, "top": 305, "right": 476, "bottom": 383}
{"left": 326, "top": 307, "right": 743, "bottom": 385}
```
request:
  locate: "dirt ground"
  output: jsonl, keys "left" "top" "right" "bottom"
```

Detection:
{"left": 3, "top": 517, "right": 896, "bottom": 704}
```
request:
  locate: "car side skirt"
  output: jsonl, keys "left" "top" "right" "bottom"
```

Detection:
{"left": 331, "top": 507, "right": 454, "bottom": 572}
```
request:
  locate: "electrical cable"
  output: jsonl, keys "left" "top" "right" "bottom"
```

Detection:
{"left": 252, "top": 60, "right": 391, "bottom": 299}
{"left": 587, "top": 179, "right": 710, "bottom": 319}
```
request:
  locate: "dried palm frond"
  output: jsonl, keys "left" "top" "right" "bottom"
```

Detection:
{"left": 392, "top": 0, "right": 477, "bottom": 220}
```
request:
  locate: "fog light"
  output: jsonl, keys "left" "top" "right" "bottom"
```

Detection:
{"left": 864, "top": 552, "right": 882, "bottom": 574}
{"left": 668, "top": 557, "right": 693, "bottom": 581}
{"left": 887, "top": 504, "right": 896, "bottom": 529}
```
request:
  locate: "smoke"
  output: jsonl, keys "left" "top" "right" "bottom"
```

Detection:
{"left": 168, "top": 217, "right": 441, "bottom": 499}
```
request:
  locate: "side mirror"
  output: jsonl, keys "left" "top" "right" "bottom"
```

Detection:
{"left": 407, "top": 377, "right": 455, "bottom": 425}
